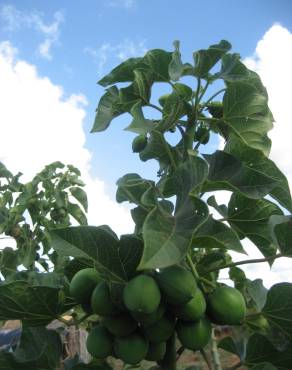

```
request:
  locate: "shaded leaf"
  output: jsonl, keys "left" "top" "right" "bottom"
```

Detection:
{"left": 125, "top": 101, "right": 154, "bottom": 134}
{"left": 269, "top": 215, "right": 292, "bottom": 257}
{"left": 216, "top": 53, "right": 250, "bottom": 81}
{"left": 246, "top": 279, "right": 268, "bottom": 311}
{"left": 67, "top": 202, "right": 87, "bottom": 225}
{"left": 70, "top": 187, "right": 88, "bottom": 212}
{"left": 143, "top": 49, "right": 172, "bottom": 81}
{"left": 168, "top": 40, "right": 184, "bottom": 81}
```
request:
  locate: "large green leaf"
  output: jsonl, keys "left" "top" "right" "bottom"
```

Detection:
{"left": 269, "top": 215, "right": 292, "bottom": 256}
{"left": 225, "top": 138, "right": 292, "bottom": 212}
{"left": 216, "top": 53, "right": 250, "bottom": 81}
{"left": 125, "top": 101, "right": 154, "bottom": 134}
{"left": 116, "top": 173, "right": 155, "bottom": 206}
{"left": 227, "top": 194, "right": 283, "bottom": 258}
{"left": 262, "top": 283, "right": 292, "bottom": 340}
{"left": 98, "top": 57, "right": 146, "bottom": 86}
{"left": 70, "top": 187, "right": 88, "bottom": 212}
{"left": 14, "top": 327, "right": 62, "bottom": 366}
{"left": 143, "top": 49, "right": 172, "bottom": 81}
{"left": 0, "top": 281, "right": 67, "bottom": 326}
{"left": 138, "top": 197, "right": 208, "bottom": 270}
{"left": 192, "top": 215, "right": 245, "bottom": 253}
{"left": 245, "top": 334, "right": 292, "bottom": 369}
{"left": 193, "top": 40, "right": 231, "bottom": 78}
{"left": 51, "top": 226, "right": 142, "bottom": 284}
{"left": 0, "top": 247, "right": 18, "bottom": 278}
{"left": 91, "top": 86, "right": 123, "bottom": 133}
{"left": 203, "top": 151, "right": 279, "bottom": 199}
{"left": 246, "top": 279, "right": 268, "bottom": 311}
{"left": 223, "top": 80, "right": 273, "bottom": 155}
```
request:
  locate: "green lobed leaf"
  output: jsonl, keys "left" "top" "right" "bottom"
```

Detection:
{"left": 118, "top": 234, "right": 143, "bottom": 280}
{"left": 0, "top": 247, "right": 18, "bottom": 278}
{"left": 216, "top": 53, "right": 250, "bottom": 81}
{"left": 227, "top": 193, "right": 283, "bottom": 258}
{"left": 225, "top": 138, "right": 292, "bottom": 212}
{"left": 125, "top": 101, "right": 154, "bottom": 134}
{"left": 193, "top": 40, "right": 232, "bottom": 78}
{"left": 67, "top": 202, "right": 88, "bottom": 225}
{"left": 192, "top": 215, "right": 245, "bottom": 253}
{"left": 143, "top": 49, "right": 173, "bottom": 81}
{"left": 207, "top": 195, "right": 228, "bottom": 218}
{"left": 203, "top": 151, "right": 279, "bottom": 199}
{"left": 262, "top": 283, "right": 292, "bottom": 340}
{"left": 269, "top": 215, "right": 292, "bottom": 257}
{"left": 98, "top": 57, "right": 146, "bottom": 86}
{"left": 138, "top": 197, "right": 209, "bottom": 270}
{"left": 245, "top": 334, "right": 292, "bottom": 369}
{"left": 223, "top": 79, "right": 273, "bottom": 156}
{"left": 168, "top": 40, "right": 184, "bottom": 81}
{"left": 0, "top": 280, "right": 67, "bottom": 326}
{"left": 246, "top": 279, "right": 268, "bottom": 311}
{"left": 91, "top": 86, "right": 123, "bottom": 133}
{"left": 70, "top": 187, "right": 88, "bottom": 212}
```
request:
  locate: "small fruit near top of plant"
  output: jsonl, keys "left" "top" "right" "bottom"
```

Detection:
{"left": 155, "top": 265, "right": 197, "bottom": 305}
{"left": 207, "top": 285, "right": 246, "bottom": 325}
{"left": 132, "top": 135, "right": 148, "bottom": 153}
{"left": 123, "top": 274, "right": 161, "bottom": 314}
{"left": 194, "top": 125, "right": 210, "bottom": 144}
{"left": 69, "top": 268, "right": 100, "bottom": 304}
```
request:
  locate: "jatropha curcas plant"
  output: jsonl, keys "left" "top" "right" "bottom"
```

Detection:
{"left": 1, "top": 40, "right": 292, "bottom": 370}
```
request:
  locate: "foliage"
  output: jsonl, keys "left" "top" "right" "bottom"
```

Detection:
{"left": 0, "top": 40, "right": 292, "bottom": 370}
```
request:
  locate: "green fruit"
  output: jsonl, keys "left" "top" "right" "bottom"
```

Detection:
{"left": 171, "top": 288, "right": 206, "bottom": 321}
{"left": 132, "top": 135, "right": 148, "bottom": 153}
{"left": 69, "top": 268, "right": 100, "bottom": 304}
{"left": 194, "top": 125, "right": 210, "bottom": 144}
{"left": 143, "top": 315, "right": 176, "bottom": 343}
{"left": 155, "top": 265, "right": 197, "bottom": 305}
{"left": 176, "top": 317, "right": 212, "bottom": 350}
{"left": 86, "top": 325, "right": 113, "bottom": 359}
{"left": 123, "top": 275, "right": 161, "bottom": 314}
{"left": 207, "top": 286, "right": 246, "bottom": 325}
{"left": 91, "top": 281, "right": 121, "bottom": 316}
{"left": 145, "top": 341, "right": 166, "bottom": 361}
{"left": 114, "top": 332, "right": 149, "bottom": 364}
{"left": 102, "top": 312, "right": 137, "bottom": 337}
{"left": 158, "top": 94, "right": 171, "bottom": 107}
{"left": 131, "top": 302, "right": 165, "bottom": 326}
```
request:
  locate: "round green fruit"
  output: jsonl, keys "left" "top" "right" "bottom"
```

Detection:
{"left": 143, "top": 314, "right": 176, "bottom": 343}
{"left": 176, "top": 317, "right": 212, "bottom": 350}
{"left": 145, "top": 341, "right": 166, "bottom": 361}
{"left": 207, "top": 286, "right": 246, "bottom": 325}
{"left": 114, "top": 332, "right": 149, "bottom": 364}
{"left": 158, "top": 94, "right": 170, "bottom": 107}
{"left": 131, "top": 302, "right": 165, "bottom": 326}
{"left": 91, "top": 281, "right": 121, "bottom": 316}
{"left": 155, "top": 265, "right": 197, "bottom": 305}
{"left": 171, "top": 288, "right": 206, "bottom": 321}
{"left": 123, "top": 274, "right": 161, "bottom": 314}
{"left": 69, "top": 268, "right": 100, "bottom": 304}
{"left": 194, "top": 125, "right": 210, "bottom": 144}
{"left": 132, "top": 135, "right": 148, "bottom": 153}
{"left": 102, "top": 312, "right": 137, "bottom": 337}
{"left": 86, "top": 325, "right": 113, "bottom": 359}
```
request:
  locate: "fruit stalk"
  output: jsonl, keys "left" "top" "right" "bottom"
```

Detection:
{"left": 157, "top": 333, "right": 177, "bottom": 370}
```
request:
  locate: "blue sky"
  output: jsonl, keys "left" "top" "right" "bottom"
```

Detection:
{"left": 1, "top": 0, "right": 292, "bottom": 186}
{"left": 1, "top": 0, "right": 292, "bottom": 285}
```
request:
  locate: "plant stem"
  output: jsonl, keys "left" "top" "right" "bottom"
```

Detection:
{"left": 200, "top": 348, "right": 213, "bottom": 370}
{"left": 199, "top": 88, "right": 226, "bottom": 112}
{"left": 210, "top": 329, "right": 222, "bottom": 370}
{"left": 186, "top": 253, "right": 216, "bottom": 289}
{"left": 147, "top": 102, "right": 163, "bottom": 113}
{"left": 158, "top": 333, "right": 177, "bottom": 370}
{"left": 205, "top": 253, "right": 283, "bottom": 273}
{"left": 176, "top": 346, "right": 185, "bottom": 361}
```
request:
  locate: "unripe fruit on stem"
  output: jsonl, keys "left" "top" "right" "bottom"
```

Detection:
{"left": 145, "top": 341, "right": 167, "bottom": 361}
{"left": 131, "top": 302, "right": 165, "bottom": 326}
{"left": 114, "top": 332, "right": 149, "bottom": 364}
{"left": 132, "top": 135, "right": 148, "bottom": 153}
{"left": 171, "top": 288, "right": 206, "bottom": 321}
{"left": 91, "top": 281, "right": 121, "bottom": 316}
{"left": 123, "top": 274, "right": 161, "bottom": 314}
{"left": 69, "top": 268, "right": 100, "bottom": 304}
{"left": 143, "top": 314, "right": 176, "bottom": 343}
{"left": 207, "top": 286, "right": 246, "bottom": 325}
{"left": 176, "top": 317, "right": 212, "bottom": 350}
{"left": 155, "top": 265, "right": 197, "bottom": 305}
{"left": 86, "top": 325, "right": 113, "bottom": 359}
{"left": 102, "top": 312, "right": 137, "bottom": 337}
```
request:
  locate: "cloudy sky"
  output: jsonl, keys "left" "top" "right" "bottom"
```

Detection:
{"left": 0, "top": 0, "right": 291, "bottom": 287}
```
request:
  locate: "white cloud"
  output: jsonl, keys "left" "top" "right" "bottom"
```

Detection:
{"left": 107, "top": 0, "right": 136, "bottom": 9}
{"left": 85, "top": 38, "right": 147, "bottom": 76}
{"left": 0, "top": 41, "right": 133, "bottom": 236}
{"left": 0, "top": 5, "right": 64, "bottom": 60}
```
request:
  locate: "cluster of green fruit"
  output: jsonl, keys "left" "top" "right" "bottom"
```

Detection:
{"left": 69, "top": 265, "right": 246, "bottom": 365}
